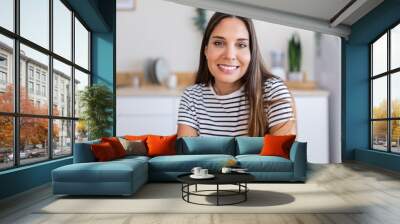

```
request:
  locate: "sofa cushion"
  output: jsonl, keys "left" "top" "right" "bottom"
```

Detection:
{"left": 101, "top": 137, "right": 127, "bottom": 158}
{"left": 148, "top": 154, "right": 235, "bottom": 172}
{"left": 91, "top": 142, "right": 118, "bottom": 161}
{"left": 52, "top": 158, "right": 147, "bottom": 183}
{"left": 74, "top": 139, "right": 100, "bottom": 163}
{"left": 260, "top": 135, "right": 296, "bottom": 159}
{"left": 180, "top": 136, "right": 235, "bottom": 155}
{"left": 235, "top": 137, "right": 263, "bottom": 155}
{"left": 118, "top": 138, "right": 147, "bottom": 156}
{"left": 236, "top": 155, "right": 293, "bottom": 172}
{"left": 147, "top": 134, "right": 177, "bottom": 157}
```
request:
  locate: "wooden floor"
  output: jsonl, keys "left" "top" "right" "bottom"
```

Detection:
{"left": 1, "top": 162, "right": 400, "bottom": 224}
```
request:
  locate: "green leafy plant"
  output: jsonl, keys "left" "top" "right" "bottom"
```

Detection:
{"left": 288, "top": 33, "right": 302, "bottom": 72}
{"left": 193, "top": 8, "right": 207, "bottom": 33}
{"left": 79, "top": 84, "right": 113, "bottom": 140}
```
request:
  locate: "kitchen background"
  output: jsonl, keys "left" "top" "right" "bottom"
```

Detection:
{"left": 115, "top": 0, "right": 341, "bottom": 164}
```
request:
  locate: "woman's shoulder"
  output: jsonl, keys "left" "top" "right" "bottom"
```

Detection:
{"left": 263, "top": 77, "right": 284, "bottom": 87}
{"left": 182, "top": 83, "right": 208, "bottom": 96}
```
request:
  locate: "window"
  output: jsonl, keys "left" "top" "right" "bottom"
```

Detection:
{"left": 28, "top": 81, "right": 34, "bottom": 94}
{"left": 0, "top": 70, "right": 7, "bottom": 87}
{"left": 0, "top": 0, "right": 13, "bottom": 32}
{"left": 0, "top": 0, "right": 91, "bottom": 170}
{"left": 0, "top": 54, "right": 7, "bottom": 86}
{"left": 371, "top": 23, "right": 400, "bottom": 154}
{"left": 0, "top": 54, "right": 7, "bottom": 67}
{"left": 35, "top": 70, "right": 41, "bottom": 81}
{"left": 42, "top": 85, "right": 46, "bottom": 97}
{"left": 36, "top": 83, "right": 40, "bottom": 95}
{"left": 28, "top": 67, "right": 34, "bottom": 80}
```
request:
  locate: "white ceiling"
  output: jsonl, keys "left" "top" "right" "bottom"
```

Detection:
{"left": 165, "top": 0, "right": 384, "bottom": 38}
{"left": 226, "top": 0, "right": 353, "bottom": 23}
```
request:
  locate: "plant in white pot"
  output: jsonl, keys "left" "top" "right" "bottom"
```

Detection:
{"left": 287, "top": 33, "right": 302, "bottom": 81}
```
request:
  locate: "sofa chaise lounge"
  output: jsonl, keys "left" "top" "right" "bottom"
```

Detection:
{"left": 52, "top": 136, "right": 307, "bottom": 196}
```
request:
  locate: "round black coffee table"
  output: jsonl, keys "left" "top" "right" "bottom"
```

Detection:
{"left": 177, "top": 173, "right": 255, "bottom": 206}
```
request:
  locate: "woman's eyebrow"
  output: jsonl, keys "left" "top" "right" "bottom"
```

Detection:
{"left": 211, "top": 36, "right": 249, "bottom": 41}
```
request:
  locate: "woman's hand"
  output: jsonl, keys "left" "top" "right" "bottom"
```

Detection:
{"left": 177, "top": 124, "right": 199, "bottom": 138}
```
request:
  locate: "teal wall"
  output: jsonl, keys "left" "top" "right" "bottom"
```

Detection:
{"left": 0, "top": 158, "right": 72, "bottom": 199}
{"left": 0, "top": 0, "right": 116, "bottom": 200}
{"left": 343, "top": 0, "right": 400, "bottom": 171}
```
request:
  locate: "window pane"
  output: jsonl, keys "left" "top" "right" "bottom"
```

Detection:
{"left": 372, "top": 121, "right": 388, "bottom": 151}
{"left": 372, "top": 77, "right": 387, "bottom": 119}
{"left": 391, "top": 120, "right": 400, "bottom": 153}
{"left": 20, "top": 44, "right": 49, "bottom": 115}
{"left": 20, "top": 0, "right": 49, "bottom": 49}
{"left": 75, "top": 18, "right": 89, "bottom": 70}
{"left": 75, "top": 120, "right": 88, "bottom": 143}
{"left": 391, "top": 72, "right": 400, "bottom": 118}
{"left": 0, "top": 116, "right": 13, "bottom": 170}
{"left": 74, "top": 69, "right": 89, "bottom": 118}
{"left": 53, "top": 0, "right": 72, "bottom": 60}
{"left": 372, "top": 33, "right": 387, "bottom": 76}
{"left": 53, "top": 59, "right": 72, "bottom": 117}
{"left": 20, "top": 117, "right": 49, "bottom": 165}
{"left": 53, "top": 119, "right": 72, "bottom": 158}
{"left": 0, "top": 34, "right": 14, "bottom": 113}
{"left": 391, "top": 24, "right": 400, "bottom": 70}
{"left": 0, "top": 0, "right": 14, "bottom": 31}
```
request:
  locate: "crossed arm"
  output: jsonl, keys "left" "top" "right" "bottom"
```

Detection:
{"left": 177, "top": 119, "right": 296, "bottom": 138}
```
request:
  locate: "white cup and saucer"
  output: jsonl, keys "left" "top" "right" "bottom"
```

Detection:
{"left": 190, "top": 167, "right": 214, "bottom": 179}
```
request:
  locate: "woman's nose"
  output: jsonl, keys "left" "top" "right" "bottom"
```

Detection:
{"left": 223, "top": 45, "right": 237, "bottom": 61}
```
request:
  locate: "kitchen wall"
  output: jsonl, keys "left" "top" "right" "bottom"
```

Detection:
{"left": 315, "top": 34, "right": 342, "bottom": 163}
{"left": 117, "top": 0, "right": 316, "bottom": 79}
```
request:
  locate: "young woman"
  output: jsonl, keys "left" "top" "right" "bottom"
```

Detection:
{"left": 177, "top": 12, "right": 296, "bottom": 138}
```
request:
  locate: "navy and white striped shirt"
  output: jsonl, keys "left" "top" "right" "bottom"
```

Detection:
{"left": 178, "top": 77, "right": 295, "bottom": 137}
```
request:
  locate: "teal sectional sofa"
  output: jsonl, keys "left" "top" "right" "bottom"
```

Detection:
{"left": 52, "top": 137, "right": 307, "bottom": 196}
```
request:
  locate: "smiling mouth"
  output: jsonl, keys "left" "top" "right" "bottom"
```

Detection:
{"left": 217, "top": 64, "right": 240, "bottom": 72}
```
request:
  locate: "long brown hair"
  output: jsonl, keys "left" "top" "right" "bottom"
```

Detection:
{"left": 195, "top": 12, "right": 276, "bottom": 136}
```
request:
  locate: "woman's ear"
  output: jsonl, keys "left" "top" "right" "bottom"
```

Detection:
{"left": 204, "top": 46, "right": 208, "bottom": 58}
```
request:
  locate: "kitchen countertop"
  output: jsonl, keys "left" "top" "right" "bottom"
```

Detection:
{"left": 117, "top": 85, "right": 330, "bottom": 97}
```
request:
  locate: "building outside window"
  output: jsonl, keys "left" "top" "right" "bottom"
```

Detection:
{"left": 0, "top": 0, "right": 91, "bottom": 170}
{"left": 41, "top": 73, "right": 46, "bottom": 83}
{"left": 42, "top": 85, "right": 46, "bottom": 97}
{"left": 0, "top": 54, "right": 7, "bottom": 88}
{"left": 28, "top": 81, "right": 34, "bottom": 94}
{"left": 370, "top": 23, "right": 400, "bottom": 154}
{"left": 28, "top": 66, "right": 34, "bottom": 80}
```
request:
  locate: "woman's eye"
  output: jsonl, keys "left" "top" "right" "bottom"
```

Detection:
{"left": 214, "top": 41, "right": 223, "bottom": 46}
{"left": 238, "top": 43, "right": 248, "bottom": 48}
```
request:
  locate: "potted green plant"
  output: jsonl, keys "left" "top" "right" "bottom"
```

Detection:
{"left": 287, "top": 33, "right": 302, "bottom": 81}
{"left": 79, "top": 84, "right": 113, "bottom": 140}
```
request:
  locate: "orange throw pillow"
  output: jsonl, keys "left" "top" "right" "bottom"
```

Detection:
{"left": 260, "top": 134, "right": 296, "bottom": 159}
{"left": 146, "top": 134, "right": 177, "bottom": 157}
{"left": 124, "top": 135, "right": 149, "bottom": 142}
{"left": 101, "top": 137, "right": 127, "bottom": 158}
{"left": 91, "top": 142, "right": 117, "bottom": 161}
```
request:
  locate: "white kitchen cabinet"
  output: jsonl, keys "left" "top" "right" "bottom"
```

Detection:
{"left": 117, "top": 90, "right": 329, "bottom": 163}
{"left": 294, "top": 92, "right": 330, "bottom": 164}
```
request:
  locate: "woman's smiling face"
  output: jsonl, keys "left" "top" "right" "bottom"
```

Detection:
{"left": 205, "top": 17, "right": 251, "bottom": 87}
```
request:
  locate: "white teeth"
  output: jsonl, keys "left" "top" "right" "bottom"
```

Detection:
{"left": 218, "top": 64, "right": 238, "bottom": 70}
